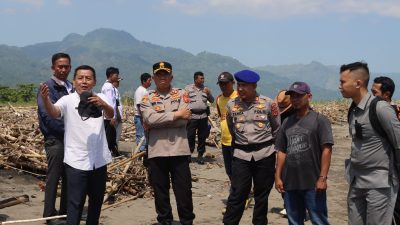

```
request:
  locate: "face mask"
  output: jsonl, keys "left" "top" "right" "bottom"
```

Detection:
{"left": 77, "top": 91, "right": 102, "bottom": 120}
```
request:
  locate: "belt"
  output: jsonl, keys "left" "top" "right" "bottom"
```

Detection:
{"left": 191, "top": 109, "right": 207, "bottom": 115}
{"left": 235, "top": 139, "right": 274, "bottom": 152}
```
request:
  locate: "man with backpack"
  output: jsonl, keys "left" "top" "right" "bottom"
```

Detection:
{"left": 339, "top": 62, "right": 400, "bottom": 225}
{"left": 372, "top": 76, "right": 400, "bottom": 120}
{"left": 371, "top": 76, "right": 400, "bottom": 225}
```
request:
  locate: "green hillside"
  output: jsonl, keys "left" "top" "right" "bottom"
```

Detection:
{"left": 2, "top": 28, "right": 387, "bottom": 100}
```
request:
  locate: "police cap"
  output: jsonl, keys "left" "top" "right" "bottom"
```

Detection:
{"left": 234, "top": 70, "right": 260, "bottom": 83}
{"left": 153, "top": 61, "right": 172, "bottom": 74}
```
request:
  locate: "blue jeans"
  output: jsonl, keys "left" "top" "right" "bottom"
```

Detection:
{"left": 284, "top": 189, "right": 329, "bottom": 225}
{"left": 134, "top": 115, "right": 146, "bottom": 151}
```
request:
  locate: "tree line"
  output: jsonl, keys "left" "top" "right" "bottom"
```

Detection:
{"left": 0, "top": 84, "right": 37, "bottom": 103}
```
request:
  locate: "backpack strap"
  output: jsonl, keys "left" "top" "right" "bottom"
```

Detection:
{"left": 369, "top": 96, "right": 387, "bottom": 139}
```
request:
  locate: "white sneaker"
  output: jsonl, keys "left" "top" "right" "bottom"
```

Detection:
{"left": 279, "top": 209, "right": 287, "bottom": 216}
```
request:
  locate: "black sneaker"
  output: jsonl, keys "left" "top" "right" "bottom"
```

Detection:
{"left": 197, "top": 155, "right": 205, "bottom": 165}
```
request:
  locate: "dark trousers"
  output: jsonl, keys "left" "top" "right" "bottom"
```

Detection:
{"left": 186, "top": 118, "right": 209, "bottom": 155}
{"left": 149, "top": 156, "right": 195, "bottom": 225}
{"left": 43, "top": 138, "right": 67, "bottom": 218}
{"left": 65, "top": 164, "right": 107, "bottom": 225}
{"left": 393, "top": 189, "right": 400, "bottom": 225}
{"left": 222, "top": 145, "right": 234, "bottom": 181}
{"left": 223, "top": 154, "right": 276, "bottom": 225}
{"left": 104, "top": 119, "right": 119, "bottom": 156}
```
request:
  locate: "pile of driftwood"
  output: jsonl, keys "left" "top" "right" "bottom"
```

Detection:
{"left": 0, "top": 104, "right": 47, "bottom": 175}
{"left": 0, "top": 104, "right": 153, "bottom": 208}
{"left": 313, "top": 100, "right": 350, "bottom": 125}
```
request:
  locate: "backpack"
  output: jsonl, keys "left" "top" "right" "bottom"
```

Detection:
{"left": 347, "top": 96, "right": 400, "bottom": 173}
{"left": 347, "top": 96, "right": 388, "bottom": 141}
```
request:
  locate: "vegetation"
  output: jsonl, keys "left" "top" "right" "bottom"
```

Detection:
{"left": 0, "top": 84, "right": 37, "bottom": 104}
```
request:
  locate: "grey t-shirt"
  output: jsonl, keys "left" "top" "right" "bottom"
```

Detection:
{"left": 275, "top": 110, "right": 334, "bottom": 190}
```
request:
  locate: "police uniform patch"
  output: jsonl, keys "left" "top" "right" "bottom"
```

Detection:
{"left": 257, "top": 122, "right": 265, "bottom": 128}
{"left": 154, "top": 105, "right": 165, "bottom": 112}
{"left": 256, "top": 104, "right": 266, "bottom": 109}
{"left": 232, "top": 104, "right": 242, "bottom": 112}
{"left": 271, "top": 103, "right": 278, "bottom": 117}
{"left": 237, "top": 115, "right": 245, "bottom": 123}
{"left": 142, "top": 95, "right": 149, "bottom": 104}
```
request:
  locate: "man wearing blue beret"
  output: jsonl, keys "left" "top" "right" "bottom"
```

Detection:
{"left": 223, "top": 70, "right": 281, "bottom": 225}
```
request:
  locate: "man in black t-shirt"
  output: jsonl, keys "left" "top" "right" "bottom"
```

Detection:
{"left": 275, "top": 82, "right": 334, "bottom": 225}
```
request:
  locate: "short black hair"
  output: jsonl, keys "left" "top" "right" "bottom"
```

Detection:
{"left": 74, "top": 65, "right": 96, "bottom": 81}
{"left": 106, "top": 67, "right": 119, "bottom": 78}
{"left": 340, "top": 61, "right": 369, "bottom": 74}
{"left": 51, "top": 53, "right": 70, "bottom": 65}
{"left": 374, "top": 76, "right": 395, "bottom": 98}
{"left": 340, "top": 61, "right": 370, "bottom": 86}
{"left": 140, "top": 73, "right": 151, "bottom": 84}
{"left": 194, "top": 71, "right": 204, "bottom": 80}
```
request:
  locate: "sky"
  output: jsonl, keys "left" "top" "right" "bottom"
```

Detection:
{"left": 1, "top": 0, "right": 400, "bottom": 73}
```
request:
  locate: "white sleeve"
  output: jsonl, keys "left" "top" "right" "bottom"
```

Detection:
{"left": 54, "top": 96, "right": 67, "bottom": 118}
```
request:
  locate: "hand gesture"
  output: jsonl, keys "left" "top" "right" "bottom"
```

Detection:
{"left": 88, "top": 95, "right": 107, "bottom": 108}
{"left": 39, "top": 83, "right": 49, "bottom": 100}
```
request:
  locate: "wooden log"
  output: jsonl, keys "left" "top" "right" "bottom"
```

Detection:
{"left": 0, "top": 195, "right": 29, "bottom": 209}
{"left": 104, "top": 151, "right": 145, "bottom": 202}
{"left": 0, "top": 215, "right": 66, "bottom": 224}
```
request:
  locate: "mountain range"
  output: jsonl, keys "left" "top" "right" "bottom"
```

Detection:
{"left": 1, "top": 28, "right": 398, "bottom": 100}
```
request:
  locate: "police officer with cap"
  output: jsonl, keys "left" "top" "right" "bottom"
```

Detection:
{"left": 223, "top": 69, "right": 280, "bottom": 225}
{"left": 140, "top": 61, "right": 195, "bottom": 225}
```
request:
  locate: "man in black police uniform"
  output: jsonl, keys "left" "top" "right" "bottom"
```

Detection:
{"left": 223, "top": 70, "right": 280, "bottom": 225}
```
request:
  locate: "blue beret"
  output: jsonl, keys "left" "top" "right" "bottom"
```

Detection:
{"left": 234, "top": 70, "right": 260, "bottom": 83}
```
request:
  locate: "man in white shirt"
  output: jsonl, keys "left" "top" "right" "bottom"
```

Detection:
{"left": 101, "top": 67, "right": 120, "bottom": 157}
{"left": 112, "top": 78, "right": 123, "bottom": 143}
{"left": 39, "top": 65, "right": 113, "bottom": 225}
{"left": 134, "top": 73, "right": 152, "bottom": 151}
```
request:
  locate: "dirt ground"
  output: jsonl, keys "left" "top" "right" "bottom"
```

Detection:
{"left": 0, "top": 124, "right": 350, "bottom": 225}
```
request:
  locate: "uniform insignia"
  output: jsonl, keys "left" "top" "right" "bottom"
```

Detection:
{"left": 142, "top": 95, "right": 149, "bottom": 104}
{"left": 256, "top": 104, "right": 265, "bottom": 109}
{"left": 154, "top": 105, "right": 162, "bottom": 112}
{"left": 232, "top": 104, "right": 241, "bottom": 112}
{"left": 256, "top": 114, "right": 266, "bottom": 119}
{"left": 271, "top": 103, "right": 279, "bottom": 117}
{"left": 237, "top": 115, "right": 245, "bottom": 122}
{"left": 257, "top": 122, "right": 265, "bottom": 128}
{"left": 235, "top": 123, "right": 241, "bottom": 129}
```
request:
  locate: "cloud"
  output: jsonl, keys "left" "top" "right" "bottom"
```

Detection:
{"left": 13, "top": 0, "right": 44, "bottom": 7}
{"left": 0, "top": 8, "right": 17, "bottom": 15}
{"left": 161, "top": 0, "right": 400, "bottom": 18}
{"left": 57, "top": 0, "right": 71, "bottom": 6}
